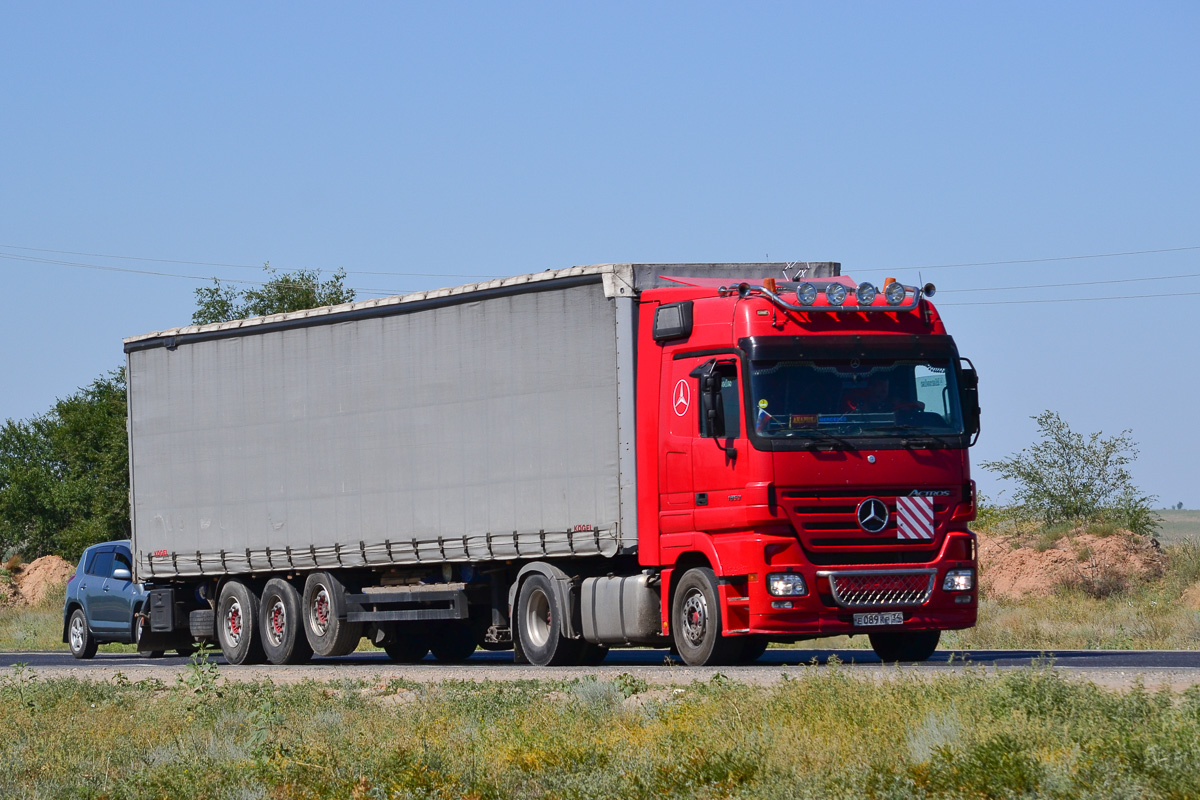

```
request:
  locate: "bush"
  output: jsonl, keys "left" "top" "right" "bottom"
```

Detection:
{"left": 981, "top": 410, "right": 1160, "bottom": 536}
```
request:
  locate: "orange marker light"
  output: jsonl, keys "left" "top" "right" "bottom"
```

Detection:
{"left": 763, "top": 277, "right": 777, "bottom": 293}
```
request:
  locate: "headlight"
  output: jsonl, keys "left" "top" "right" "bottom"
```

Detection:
{"left": 825, "top": 283, "right": 848, "bottom": 306}
{"left": 942, "top": 569, "right": 974, "bottom": 592}
{"left": 796, "top": 283, "right": 817, "bottom": 306}
{"left": 855, "top": 282, "right": 877, "bottom": 305}
{"left": 884, "top": 281, "right": 907, "bottom": 306}
{"left": 767, "top": 572, "right": 808, "bottom": 597}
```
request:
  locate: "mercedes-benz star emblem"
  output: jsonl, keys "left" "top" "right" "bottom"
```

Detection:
{"left": 856, "top": 497, "right": 889, "bottom": 533}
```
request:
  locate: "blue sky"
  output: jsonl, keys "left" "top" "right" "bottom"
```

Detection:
{"left": 2, "top": 3, "right": 1197, "bottom": 506}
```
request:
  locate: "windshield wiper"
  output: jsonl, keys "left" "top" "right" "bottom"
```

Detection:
{"left": 789, "top": 430, "right": 856, "bottom": 450}
{"left": 878, "top": 424, "right": 956, "bottom": 447}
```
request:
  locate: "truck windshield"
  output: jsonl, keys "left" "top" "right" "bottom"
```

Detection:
{"left": 748, "top": 357, "right": 965, "bottom": 441}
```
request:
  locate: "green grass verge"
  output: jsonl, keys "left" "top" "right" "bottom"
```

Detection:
{"left": 1, "top": 664, "right": 1198, "bottom": 799}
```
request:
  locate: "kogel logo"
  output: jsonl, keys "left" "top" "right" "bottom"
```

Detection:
{"left": 856, "top": 497, "right": 889, "bottom": 533}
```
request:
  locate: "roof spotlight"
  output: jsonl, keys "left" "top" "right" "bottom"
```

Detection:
{"left": 855, "top": 282, "right": 877, "bottom": 305}
{"left": 826, "top": 283, "right": 848, "bottom": 306}
{"left": 796, "top": 282, "right": 817, "bottom": 306}
{"left": 884, "top": 281, "right": 907, "bottom": 306}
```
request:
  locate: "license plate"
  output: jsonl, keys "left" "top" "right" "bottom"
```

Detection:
{"left": 853, "top": 612, "right": 904, "bottom": 627}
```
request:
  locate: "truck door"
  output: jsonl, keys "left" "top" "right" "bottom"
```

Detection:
{"left": 688, "top": 358, "right": 753, "bottom": 534}
{"left": 658, "top": 356, "right": 697, "bottom": 540}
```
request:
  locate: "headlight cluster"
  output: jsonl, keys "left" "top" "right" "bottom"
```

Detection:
{"left": 767, "top": 572, "right": 808, "bottom": 597}
{"left": 942, "top": 569, "right": 974, "bottom": 592}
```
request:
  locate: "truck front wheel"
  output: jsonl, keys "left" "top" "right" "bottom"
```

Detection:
{"left": 302, "top": 572, "right": 363, "bottom": 657}
{"left": 869, "top": 630, "right": 940, "bottom": 663}
{"left": 217, "top": 580, "right": 267, "bottom": 665}
{"left": 671, "top": 567, "right": 743, "bottom": 667}
{"left": 260, "top": 578, "right": 313, "bottom": 665}
{"left": 516, "top": 574, "right": 577, "bottom": 666}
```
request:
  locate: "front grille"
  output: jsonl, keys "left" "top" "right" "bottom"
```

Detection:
{"left": 818, "top": 569, "right": 936, "bottom": 608}
{"left": 806, "top": 549, "right": 938, "bottom": 566}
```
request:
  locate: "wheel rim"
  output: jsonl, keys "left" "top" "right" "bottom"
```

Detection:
{"left": 681, "top": 587, "right": 708, "bottom": 646}
{"left": 224, "top": 599, "right": 243, "bottom": 647}
{"left": 70, "top": 616, "right": 84, "bottom": 651}
{"left": 310, "top": 587, "right": 330, "bottom": 636}
{"left": 266, "top": 599, "right": 286, "bottom": 647}
{"left": 524, "top": 587, "right": 552, "bottom": 648}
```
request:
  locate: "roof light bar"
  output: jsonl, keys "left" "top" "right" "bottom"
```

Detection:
{"left": 741, "top": 280, "right": 928, "bottom": 314}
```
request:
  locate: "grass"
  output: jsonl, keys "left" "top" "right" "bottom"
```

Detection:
{"left": 1155, "top": 509, "right": 1200, "bottom": 547}
{"left": 0, "top": 583, "right": 136, "bottom": 654}
{"left": 1, "top": 664, "right": 1198, "bottom": 799}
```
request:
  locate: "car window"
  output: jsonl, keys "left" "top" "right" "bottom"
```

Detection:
{"left": 88, "top": 551, "right": 114, "bottom": 578}
{"left": 83, "top": 549, "right": 98, "bottom": 575}
{"left": 113, "top": 551, "right": 132, "bottom": 574}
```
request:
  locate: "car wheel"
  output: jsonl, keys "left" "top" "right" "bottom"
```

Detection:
{"left": 259, "top": 578, "right": 313, "bottom": 665}
{"left": 383, "top": 624, "right": 430, "bottom": 663}
{"left": 68, "top": 609, "right": 98, "bottom": 660}
{"left": 516, "top": 573, "right": 577, "bottom": 666}
{"left": 302, "top": 572, "right": 363, "bottom": 657}
{"left": 671, "top": 567, "right": 742, "bottom": 667}
{"left": 869, "top": 630, "right": 941, "bottom": 663}
{"left": 217, "top": 580, "right": 267, "bottom": 665}
{"left": 429, "top": 621, "right": 477, "bottom": 663}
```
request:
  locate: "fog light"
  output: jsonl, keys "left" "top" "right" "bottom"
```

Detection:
{"left": 767, "top": 572, "right": 808, "bottom": 596}
{"left": 884, "top": 281, "right": 907, "bottom": 306}
{"left": 943, "top": 569, "right": 974, "bottom": 592}
{"left": 855, "top": 282, "right": 877, "bottom": 305}
{"left": 826, "top": 283, "right": 848, "bottom": 306}
{"left": 796, "top": 283, "right": 817, "bottom": 306}
{"left": 771, "top": 600, "right": 794, "bottom": 609}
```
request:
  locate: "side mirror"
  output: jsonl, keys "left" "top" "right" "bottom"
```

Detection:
{"left": 689, "top": 360, "right": 722, "bottom": 438}
{"left": 112, "top": 567, "right": 132, "bottom": 581}
{"left": 960, "top": 359, "right": 981, "bottom": 444}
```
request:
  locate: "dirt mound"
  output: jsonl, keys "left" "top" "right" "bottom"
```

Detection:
{"left": 10, "top": 555, "right": 76, "bottom": 606}
{"left": 978, "top": 529, "right": 1165, "bottom": 600}
{"left": 1183, "top": 583, "right": 1200, "bottom": 611}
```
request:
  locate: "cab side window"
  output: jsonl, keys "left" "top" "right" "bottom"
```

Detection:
{"left": 699, "top": 364, "right": 741, "bottom": 439}
{"left": 88, "top": 551, "right": 114, "bottom": 578}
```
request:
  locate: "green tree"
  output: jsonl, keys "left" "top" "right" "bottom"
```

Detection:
{"left": 980, "top": 410, "right": 1159, "bottom": 536}
{"left": 0, "top": 371, "right": 130, "bottom": 560}
{"left": 193, "top": 264, "right": 355, "bottom": 324}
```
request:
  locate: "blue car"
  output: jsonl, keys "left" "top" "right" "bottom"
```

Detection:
{"left": 62, "top": 539, "right": 185, "bottom": 659}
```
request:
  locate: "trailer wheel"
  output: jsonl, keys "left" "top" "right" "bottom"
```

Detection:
{"left": 430, "top": 622, "right": 477, "bottom": 663}
{"left": 302, "top": 572, "right": 363, "bottom": 657}
{"left": 516, "top": 573, "right": 577, "bottom": 666}
{"left": 383, "top": 624, "right": 430, "bottom": 663}
{"left": 869, "top": 630, "right": 940, "bottom": 663}
{"left": 259, "top": 578, "right": 313, "bottom": 665}
{"left": 68, "top": 608, "right": 98, "bottom": 660}
{"left": 217, "top": 580, "right": 267, "bottom": 665}
{"left": 670, "top": 567, "right": 742, "bottom": 667}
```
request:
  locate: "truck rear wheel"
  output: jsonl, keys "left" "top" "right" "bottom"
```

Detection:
{"left": 302, "top": 572, "right": 363, "bottom": 657}
{"left": 516, "top": 573, "right": 577, "bottom": 666}
{"left": 383, "top": 624, "right": 430, "bottom": 663}
{"left": 217, "top": 580, "right": 267, "bottom": 665}
{"left": 671, "top": 567, "right": 742, "bottom": 667}
{"left": 429, "top": 622, "right": 477, "bottom": 663}
{"left": 869, "top": 630, "right": 941, "bottom": 663}
{"left": 260, "top": 578, "right": 313, "bottom": 665}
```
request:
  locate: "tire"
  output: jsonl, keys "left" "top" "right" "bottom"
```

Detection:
{"left": 670, "top": 567, "right": 742, "bottom": 667}
{"left": 135, "top": 608, "right": 165, "bottom": 658}
{"left": 383, "top": 624, "right": 430, "bottom": 663}
{"left": 68, "top": 608, "right": 98, "bottom": 660}
{"left": 736, "top": 635, "right": 770, "bottom": 664}
{"left": 577, "top": 642, "right": 609, "bottom": 666}
{"left": 217, "top": 580, "right": 267, "bottom": 665}
{"left": 869, "top": 630, "right": 941, "bottom": 663}
{"left": 429, "top": 622, "right": 477, "bottom": 663}
{"left": 302, "top": 572, "right": 363, "bottom": 657}
{"left": 259, "top": 578, "right": 314, "bottom": 665}
{"left": 516, "top": 573, "right": 578, "bottom": 666}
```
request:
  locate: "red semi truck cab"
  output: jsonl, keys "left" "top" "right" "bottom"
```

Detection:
{"left": 636, "top": 274, "right": 980, "bottom": 664}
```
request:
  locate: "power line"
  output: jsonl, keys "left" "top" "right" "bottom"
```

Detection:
{"left": 938, "top": 290, "right": 1200, "bottom": 306}
{"left": 856, "top": 244, "right": 1200, "bottom": 274}
{"left": 937, "top": 271, "right": 1200, "bottom": 293}
{"left": 0, "top": 242, "right": 500, "bottom": 279}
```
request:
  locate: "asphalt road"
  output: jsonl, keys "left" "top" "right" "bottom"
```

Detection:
{"left": 4, "top": 648, "right": 1199, "bottom": 689}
